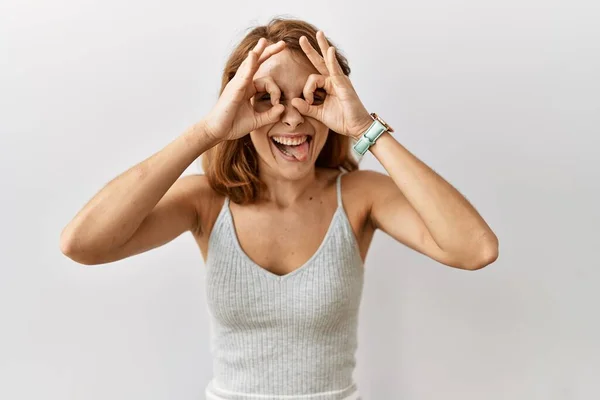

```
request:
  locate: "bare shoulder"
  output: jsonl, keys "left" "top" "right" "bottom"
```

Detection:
{"left": 341, "top": 168, "right": 404, "bottom": 226}
{"left": 341, "top": 168, "right": 394, "bottom": 199}
{"left": 342, "top": 168, "right": 389, "bottom": 183}
{"left": 333, "top": 169, "right": 393, "bottom": 261}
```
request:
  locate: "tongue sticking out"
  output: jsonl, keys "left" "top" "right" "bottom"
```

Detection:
{"left": 281, "top": 140, "right": 310, "bottom": 161}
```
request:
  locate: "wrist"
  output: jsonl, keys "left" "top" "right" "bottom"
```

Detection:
{"left": 184, "top": 121, "right": 221, "bottom": 153}
{"left": 199, "top": 119, "right": 225, "bottom": 144}
{"left": 351, "top": 112, "right": 395, "bottom": 156}
{"left": 352, "top": 115, "right": 374, "bottom": 140}
{"left": 368, "top": 130, "right": 393, "bottom": 152}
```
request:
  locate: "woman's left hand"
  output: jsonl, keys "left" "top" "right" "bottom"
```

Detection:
{"left": 291, "top": 31, "right": 373, "bottom": 140}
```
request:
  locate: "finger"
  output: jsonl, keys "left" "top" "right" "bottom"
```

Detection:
{"left": 303, "top": 74, "right": 327, "bottom": 105}
{"left": 237, "top": 38, "right": 269, "bottom": 82}
{"left": 327, "top": 46, "right": 344, "bottom": 76}
{"left": 238, "top": 39, "right": 286, "bottom": 85}
{"left": 316, "top": 30, "right": 333, "bottom": 74}
{"left": 237, "top": 50, "right": 260, "bottom": 84}
{"left": 291, "top": 98, "right": 321, "bottom": 120}
{"left": 299, "top": 36, "right": 329, "bottom": 76}
{"left": 254, "top": 103, "right": 285, "bottom": 128}
{"left": 257, "top": 40, "right": 286, "bottom": 64}
{"left": 316, "top": 30, "right": 330, "bottom": 50}
{"left": 252, "top": 37, "right": 268, "bottom": 53}
{"left": 253, "top": 76, "right": 282, "bottom": 105}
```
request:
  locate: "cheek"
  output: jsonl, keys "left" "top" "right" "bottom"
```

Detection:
{"left": 311, "top": 132, "right": 330, "bottom": 155}
{"left": 249, "top": 130, "right": 273, "bottom": 154}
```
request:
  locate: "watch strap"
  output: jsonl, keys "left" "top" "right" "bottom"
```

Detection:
{"left": 353, "top": 115, "right": 389, "bottom": 156}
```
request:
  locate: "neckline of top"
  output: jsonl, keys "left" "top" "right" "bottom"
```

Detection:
{"left": 224, "top": 170, "right": 347, "bottom": 280}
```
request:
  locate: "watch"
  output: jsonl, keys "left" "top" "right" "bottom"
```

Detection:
{"left": 352, "top": 113, "right": 394, "bottom": 156}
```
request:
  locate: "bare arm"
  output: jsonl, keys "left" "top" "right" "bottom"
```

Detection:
{"left": 59, "top": 122, "right": 218, "bottom": 265}
{"left": 60, "top": 39, "right": 289, "bottom": 265}
{"left": 368, "top": 132, "right": 499, "bottom": 271}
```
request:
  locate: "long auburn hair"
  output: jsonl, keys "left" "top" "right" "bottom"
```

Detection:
{"left": 200, "top": 17, "right": 359, "bottom": 205}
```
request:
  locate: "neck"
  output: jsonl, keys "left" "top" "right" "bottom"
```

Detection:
{"left": 257, "top": 164, "right": 319, "bottom": 207}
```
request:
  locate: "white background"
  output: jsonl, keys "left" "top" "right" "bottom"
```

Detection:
{"left": 1, "top": 0, "right": 599, "bottom": 399}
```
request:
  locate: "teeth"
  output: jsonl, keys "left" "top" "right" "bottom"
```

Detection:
{"left": 272, "top": 135, "right": 308, "bottom": 146}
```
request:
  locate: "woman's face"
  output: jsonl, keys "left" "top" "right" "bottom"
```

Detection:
{"left": 249, "top": 47, "right": 329, "bottom": 179}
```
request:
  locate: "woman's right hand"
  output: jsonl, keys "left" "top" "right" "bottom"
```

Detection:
{"left": 201, "top": 38, "right": 287, "bottom": 142}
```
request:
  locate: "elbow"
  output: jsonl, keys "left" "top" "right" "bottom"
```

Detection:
{"left": 59, "top": 227, "right": 76, "bottom": 257}
{"left": 466, "top": 233, "right": 499, "bottom": 271}
{"left": 59, "top": 231, "right": 74, "bottom": 257}
{"left": 59, "top": 231, "right": 99, "bottom": 266}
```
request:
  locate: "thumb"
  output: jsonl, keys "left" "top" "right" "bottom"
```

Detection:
{"left": 254, "top": 104, "right": 285, "bottom": 128}
{"left": 291, "top": 98, "right": 320, "bottom": 120}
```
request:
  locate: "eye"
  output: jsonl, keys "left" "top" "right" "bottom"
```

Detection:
{"left": 313, "top": 89, "right": 327, "bottom": 103}
{"left": 259, "top": 93, "right": 271, "bottom": 101}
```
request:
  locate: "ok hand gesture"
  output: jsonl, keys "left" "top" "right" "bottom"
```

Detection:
{"left": 202, "top": 38, "right": 287, "bottom": 142}
{"left": 291, "top": 31, "right": 373, "bottom": 139}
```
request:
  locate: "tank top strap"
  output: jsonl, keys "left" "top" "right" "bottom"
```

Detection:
{"left": 217, "top": 196, "right": 231, "bottom": 226}
{"left": 336, "top": 169, "right": 347, "bottom": 208}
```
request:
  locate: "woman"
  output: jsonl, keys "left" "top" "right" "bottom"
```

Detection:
{"left": 60, "top": 17, "right": 498, "bottom": 400}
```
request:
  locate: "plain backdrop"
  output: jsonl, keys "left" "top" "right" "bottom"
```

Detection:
{"left": 1, "top": 1, "right": 599, "bottom": 399}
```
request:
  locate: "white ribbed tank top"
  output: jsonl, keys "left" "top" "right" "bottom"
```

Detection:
{"left": 204, "top": 169, "right": 364, "bottom": 400}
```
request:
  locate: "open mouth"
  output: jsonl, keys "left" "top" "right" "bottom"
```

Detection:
{"left": 270, "top": 135, "right": 312, "bottom": 162}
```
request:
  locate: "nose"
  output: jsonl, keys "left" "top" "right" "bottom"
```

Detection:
{"left": 279, "top": 100, "right": 305, "bottom": 129}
